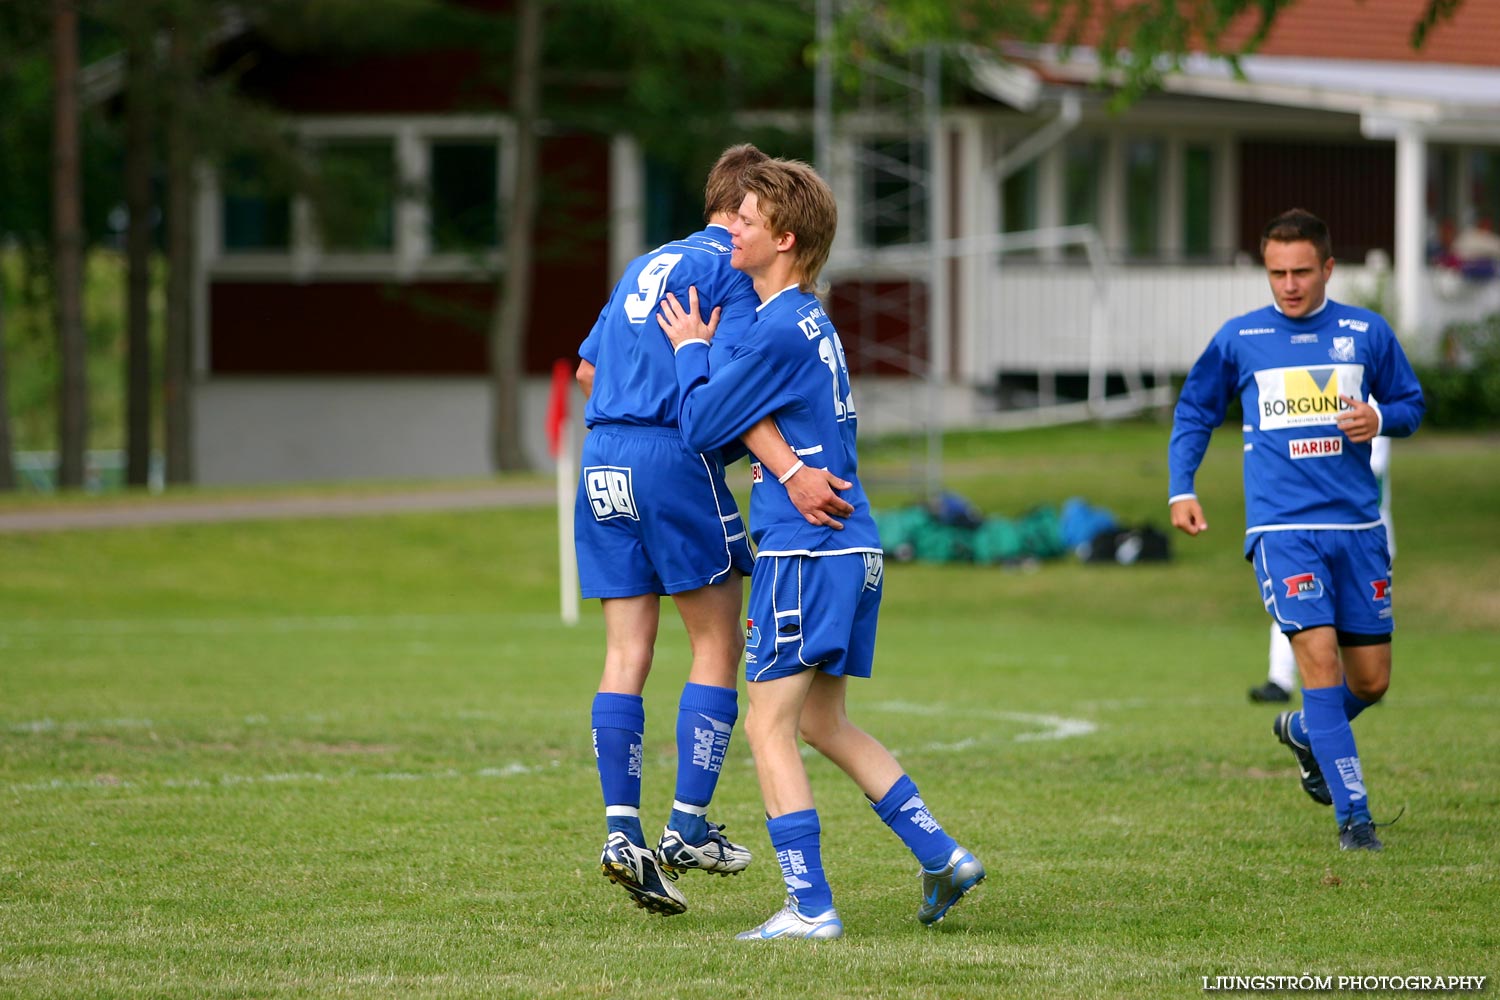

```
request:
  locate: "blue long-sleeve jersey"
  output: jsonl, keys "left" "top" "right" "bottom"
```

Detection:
{"left": 1168, "top": 298, "right": 1424, "bottom": 554}
{"left": 579, "top": 225, "right": 759, "bottom": 430}
{"left": 672, "top": 286, "right": 882, "bottom": 557}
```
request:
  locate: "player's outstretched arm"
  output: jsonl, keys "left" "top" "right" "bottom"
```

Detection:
{"left": 1170, "top": 498, "right": 1208, "bottom": 536}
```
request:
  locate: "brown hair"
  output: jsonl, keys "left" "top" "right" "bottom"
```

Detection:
{"left": 703, "top": 144, "right": 770, "bottom": 221}
{"left": 1261, "top": 208, "right": 1333, "bottom": 263}
{"left": 741, "top": 158, "right": 838, "bottom": 291}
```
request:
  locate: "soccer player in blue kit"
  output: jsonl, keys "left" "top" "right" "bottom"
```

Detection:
{"left": 658, "top": 158, "right": 984, "bottom": 939}
{"left": 1249, "top": 434, "right": 1393, "bottom": 704}
{"left": 1169, "top": 209, "right": 1425, "bottom": 851}
{"left": 576, "top": 144, "right": 854, "bottom": 917}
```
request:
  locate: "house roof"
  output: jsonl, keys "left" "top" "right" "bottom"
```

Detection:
{"left": 981, "top": 1, "right": 1500, "bottom": 143}
{"left": 1040, "top": 0, "right": 1500, "bottom": 67}
{"left": 1004, "top": 45, "right": 1500, "bottom": 142}
{"left": 1222, "top": 0, "right": 1500, "bottom": 67}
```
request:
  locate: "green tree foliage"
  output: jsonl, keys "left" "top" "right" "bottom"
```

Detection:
{"left": 1415, "top": 313, "right": 1500, "bottom": 428}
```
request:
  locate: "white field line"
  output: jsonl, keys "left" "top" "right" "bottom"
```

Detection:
{"left": 6, "top": 701, "right": 1094, "bottom": 796}
{"left": 865, "top": 700, "right": 1098, "bottom": 744}
{"left": 6, "top": 760, "right": 559, "bottom": 795}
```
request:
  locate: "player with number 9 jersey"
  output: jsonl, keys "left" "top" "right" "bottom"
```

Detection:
{"left": 575, "top": 223, "right": 759, "bottom": 598}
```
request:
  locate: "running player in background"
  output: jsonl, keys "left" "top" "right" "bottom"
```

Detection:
{"left": 1250, "top": 434, "right": 1393, "bottom": 703}
{"left": 1169, "top": 208, "right": 1424, "bottom": 852}
{"left": 576, "top": 144, "right": 854, "bottom": 917}
{"left": 659, "top": 157, "right": 984, "bottom": 939}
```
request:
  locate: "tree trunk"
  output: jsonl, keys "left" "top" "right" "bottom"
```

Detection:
{"left": 488, "top": 0, "right": 544, "bottom": 472}
{"left": 124, "top": 19, "right": 156, "bottom": 488}
{"left": 164, "top": 21, "right": 195, "bottom": 485}
{"left": 0, "top": 283, "right": 15, "bottom": 492}
{"left": 52, "top": 0, "right": 87, "bottom": 490}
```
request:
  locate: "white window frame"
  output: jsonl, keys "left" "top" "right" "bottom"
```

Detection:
{"left": 200, "top": 114, "right": 514, "bottom": 281}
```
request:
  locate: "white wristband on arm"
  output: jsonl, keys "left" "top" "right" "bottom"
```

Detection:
{"left": 777, "top": 460, "right": 805, "bottom": 484}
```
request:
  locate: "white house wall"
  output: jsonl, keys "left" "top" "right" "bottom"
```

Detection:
{"left": 193, "top": 377, "right": 578, "bottom": 485}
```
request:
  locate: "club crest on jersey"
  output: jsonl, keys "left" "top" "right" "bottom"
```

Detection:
{"left": 745, "top": 618, "right": 761, "bottom": 648}
{"left": 1289, "top": 436, "right": 1342, "bottom": 459}
{"left": 1370, "top": 578, "right": 1391, "bottom": 602}
{"left": 1283, "top": 572, "right": 1324, "bottom": 600}
{"left": 1330, "top": 336, "right": 1356, "bottom": 362}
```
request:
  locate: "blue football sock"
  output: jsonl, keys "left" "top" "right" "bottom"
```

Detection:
{"left": 1340, "top": 680, "right": 1373, "bottom": 723}
{"left": 1302, "top": 685, "right": 1371, "bottom": 825}
{"left": 592, "top": 692, "right": 646, "bottom": 845}
{"left": 767, "top": 809, "right": 833, "bottom": 915}
{"left": 668, "top": 682, "right": 738, "bottom": 844}
{"left": 870, "top": 774, "right": 958, "bottom": 872}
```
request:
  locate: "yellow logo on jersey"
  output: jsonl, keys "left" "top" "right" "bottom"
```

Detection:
{"left": 1254, "top": 364, "right": 1364, "bottom": 431}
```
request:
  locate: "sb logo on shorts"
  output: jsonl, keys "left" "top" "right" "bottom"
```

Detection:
{"left": 584, "top": 466, "right": 639, "bottom": 521}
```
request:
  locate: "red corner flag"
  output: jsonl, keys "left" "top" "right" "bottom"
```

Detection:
{"left": 546, "top": 358, "right": 573, "bottom": 458}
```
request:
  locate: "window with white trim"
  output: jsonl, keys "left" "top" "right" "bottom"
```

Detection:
{"left": 313, "top": 138, "right": 396, "bottom": 252}
{"left": 1124, "top": 137, "right": 1164, "bottom": 258}
{"left": 857, "top": 138, "right": 928, "bottom": 248}
{"left": 222, "top": 151, "right": 292, "bottom": 253}
{"left": 1182, "top": 142, "right": 1215, "bottom": 259}
{"left": 430, "top": 140, "right": 500, "bottom": 252}
{"left": 211, "top": 117, "right": 508, "bottom": 274}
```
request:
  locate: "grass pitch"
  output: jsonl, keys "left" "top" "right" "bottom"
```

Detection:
{"left": 2, "top": 422, "right": 1497, "bottom": 999}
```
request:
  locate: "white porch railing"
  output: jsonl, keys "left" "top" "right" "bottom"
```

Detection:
{"left": 967, "top": 261, "right": 1500, "bottom": 385}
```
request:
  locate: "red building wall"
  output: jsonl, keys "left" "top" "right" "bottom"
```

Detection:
{"left": 209, "top": 134, "right": 609, "bottom": 377}
{"left": 1237, "top": 140, "right": 1396, "bottom": 263}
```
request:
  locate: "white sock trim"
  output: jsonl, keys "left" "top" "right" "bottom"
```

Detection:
{"left": 672, "top": 800, "right": 708, "bottom": 816}
{"left": 604, "top": 805, "right": 640, "bottom": 818}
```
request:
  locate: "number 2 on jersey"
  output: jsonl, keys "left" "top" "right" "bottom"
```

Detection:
{"left": 817, "top": 331, "right": 856, "bottom": 422}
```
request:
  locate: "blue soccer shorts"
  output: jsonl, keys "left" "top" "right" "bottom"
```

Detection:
{"left": 743, "top": 551, "right": 884, "bottom": 683}
{"left": 1252, "top": 526, "right": 1393, "bottom": 640}
{"left": 575, "top": 424, "right": 753, "bottom": 599}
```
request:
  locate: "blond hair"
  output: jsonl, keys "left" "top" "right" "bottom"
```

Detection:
{"left": 703, "top": 144, "right": 770, "bottom": 221}
{"left": 741, "top": 158, "right": 838, "bottom": 291}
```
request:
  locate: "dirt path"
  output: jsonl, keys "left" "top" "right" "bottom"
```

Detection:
{"left": 0, "top": 485, "right": 557, "bottom": 534}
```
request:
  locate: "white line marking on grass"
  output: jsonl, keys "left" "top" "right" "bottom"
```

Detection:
{"left": 12, "top": 711, "right": 568, "bottom": 735}
{"left": 866, "top": 700, "right": 1097, "bottom": 743}
{"left": 923, "top": 738, "right": 981, "bottom": 753}
{"left": 1010, "top": 714, "right": 1097, "bottom": 742}
{"left": 8, "top": 761, "right": 560, "bottom": 796}
{"left": 9, "top": 717, "right": 157, "bottom": 734}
